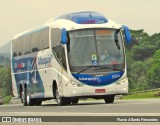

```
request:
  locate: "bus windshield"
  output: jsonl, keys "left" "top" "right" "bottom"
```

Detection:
{"left": 67, "top": 28, "right": 125, "bottom": 73}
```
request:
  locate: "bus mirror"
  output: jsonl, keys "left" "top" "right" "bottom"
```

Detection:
{"left": 123, "top": 25, "right": 131, "bottom": 44}
{"left": 61, "top": 28, "right": 67, "bottom": 44}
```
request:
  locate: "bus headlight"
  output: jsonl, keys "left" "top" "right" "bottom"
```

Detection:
{"left": 117, "top": 77, "right": 128, "bottom": 85}
{"left": 69, "top": 80, "right": 84, "bottom": 87}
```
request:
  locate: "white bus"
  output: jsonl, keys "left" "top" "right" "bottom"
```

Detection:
{"left": 11, "top": 11, "right": 131, "bottom": 106}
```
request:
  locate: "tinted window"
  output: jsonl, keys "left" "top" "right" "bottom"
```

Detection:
{"left": 51, "top": 28, "right": 61, "bottom": 48}
{"left": 51, "top": 28, "right": 67, "bottom": 70}
{"left": 40, "top": 28, "right": 49, "bottom": 50}
{"left": 31, "top": 32, "right": 41, "bottom": 52}
{"left": 12, "top": 40, "right": 17, "bottom": 57}
{"left": 23, "top": 35, "right": 31, "bottom": 54}
{"left": 17, "top": 38, "right": 23, "bottom": 56}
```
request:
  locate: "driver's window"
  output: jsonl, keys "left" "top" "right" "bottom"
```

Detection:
{"left": 51, "top": 28, "right": 67, "bottom": 70}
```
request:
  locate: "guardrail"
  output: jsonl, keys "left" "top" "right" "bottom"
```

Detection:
{"left": 129, "top": 88, "right": 160, "bottom": 95}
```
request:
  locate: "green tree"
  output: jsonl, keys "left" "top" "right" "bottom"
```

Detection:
{"left": 147, "top": 50, "right": 160, "bottom": 88}
{"left": 0, "top": 66, "right": 12, "bottom": 97}
{"left": 126, "top": 29, "right": 160, "bottom": 91}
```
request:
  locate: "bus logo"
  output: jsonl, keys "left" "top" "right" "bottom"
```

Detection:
{"left": 17, "top": 62, "right": 25, "bottom": 68}
{"left": 38, "top": 57, "right": 52, "bottom": 66}
{"left": 79, "top": 77, "right": 101, "bottom": 83}
{"left": 95, "top": 20, "right": 105, "bottom": 24}
{"left": 112, "top": 74, "right": 120, "bottom": 79}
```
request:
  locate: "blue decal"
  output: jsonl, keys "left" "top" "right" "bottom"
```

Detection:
{"left": 54, "top": 11, "right": 108, "bottom": 24}
{"left": 12, "top": 53, "right": 45, "bottom": 98}
{"left": 38, "top": 56, "right": 51, "bottom": 66}
{"left": 72, "top": 71, "right": 124, "bottom": 87}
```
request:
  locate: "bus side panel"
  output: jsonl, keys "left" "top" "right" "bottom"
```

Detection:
{"left": 37, "top": 49, "right": 54, "bottom": 97}
{"left": 12, "top": 53, "right": 45, "bottom": 99}
{"left": 37, "top": 49, "right": 68, "bottom": 98}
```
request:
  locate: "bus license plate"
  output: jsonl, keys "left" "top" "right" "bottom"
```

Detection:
{"left": 95, "top": 89, "right": 105, "bottom": 93}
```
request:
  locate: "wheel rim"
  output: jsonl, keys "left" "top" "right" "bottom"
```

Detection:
{"left": 26, "top": 94, "right": 30, "bottom": 105}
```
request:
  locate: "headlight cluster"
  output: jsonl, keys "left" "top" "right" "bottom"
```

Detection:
{"left": 69, "top": 80, "right": 84, "bottom": 87}
{"left": 117, "top": 77, "right": 128, "bottom": 85}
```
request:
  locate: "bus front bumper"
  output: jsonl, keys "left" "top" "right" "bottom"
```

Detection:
{"left": 66, "top": 78, "right": 128, "bottom": 97}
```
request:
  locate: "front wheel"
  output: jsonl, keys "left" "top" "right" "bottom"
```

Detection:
{"left": 55, "top": 86, "right": 71, "bottom": 106}
{"left": 104, "top": 95, "right": 115, "bottom": 104}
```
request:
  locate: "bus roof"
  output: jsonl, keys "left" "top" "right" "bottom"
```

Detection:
{"left": 48, "top": 11, "right": 121, "bottom": 31}
{"left": 54, "top": 11, "right": 108, "bottom": 24}
{"left": 13, "top": 11, "right": 122, "bottom": 40}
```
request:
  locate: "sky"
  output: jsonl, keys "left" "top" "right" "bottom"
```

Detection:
{"left": 0, "top": 0, "right": 160, "bottom": 46}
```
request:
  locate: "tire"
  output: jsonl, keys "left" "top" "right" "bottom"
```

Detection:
{"left": 71, "top": 98, "right": 79, "bottom": 104}
{"left": 55, "top": 86, "right": 71, "bottom": 106}
{"left": 23, "top": 87, "right": 27, "bottom": 106}
{"left": 23, "top": 86, "right": 34, "bottom": 106}
{"left": 21, "top": 87, "right": 27, "bottom": 106}
{"left": 104, "top": 95, "right": 115, "bottom": 104}
{"left": 20, "top": 87, "right": 24, "bottom": 103}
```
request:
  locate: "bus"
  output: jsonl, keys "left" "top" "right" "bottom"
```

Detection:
{"left": 11, "top": 11, "right": 131, "bottom": 106}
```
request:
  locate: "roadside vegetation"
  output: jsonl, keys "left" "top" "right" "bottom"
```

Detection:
{"left": 2, "top": 95, "right": 12, "bottom": 104}
{"left": 127, "top": 30, "right": 160, "bottom": 92}
{"left": 0, "top": 66, "right": 12, "bottom": 104}
{"left": 122, "top": 91, "right": 160, "bottom": 100}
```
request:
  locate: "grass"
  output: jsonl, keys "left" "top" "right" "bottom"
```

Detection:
{"left": 0, "top": 88, "right": 13, "bottom": 104}
{"left": 122, "top": 91, "right": 160, "bottom": 100}
{"left": 2, "top": 96, "right": 12, "bottom": 104}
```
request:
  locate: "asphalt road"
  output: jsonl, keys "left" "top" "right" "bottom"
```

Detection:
{"left": 0, "top": 99, "right": 160, "bottom": 125}
{"left": 0, "top": 98, "right": 160, "bottom": 114}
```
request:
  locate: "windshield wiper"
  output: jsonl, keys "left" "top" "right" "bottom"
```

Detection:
{"left": 94, "top": 66, "right": 110, "bottom": 70}
{"left": 111, "top": 68, "right": 123, "bottom": 72}
{"left": 77, "top": 66, "right": 98, "bottom": 74}
{"left": 94, "top": 66, "right": 123, "bottom": 72}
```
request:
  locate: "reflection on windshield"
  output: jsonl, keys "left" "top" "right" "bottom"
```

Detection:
{"left": 67, "top": 29, "right": 125, "bottom": 73}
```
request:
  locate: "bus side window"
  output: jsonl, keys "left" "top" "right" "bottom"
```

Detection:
{"left": 31, "top": 32, "right": 41, "bottom": 52}
{"left": 12, "top": 40, "right": 17, "bottom": 57}
{"left": 17, "top": 38, "right": 23, "bottom": 56}
{"left": 51, "top": 28, "right": 67, "bottom": 70}
{"left": 40, "top": 28, "right": 49, "bottom": 50}
{"left": 61, "top": 46, "right": 67, "bottom": 70}
{"left": 23, "top": 35, "right": 31, "bottom": 55}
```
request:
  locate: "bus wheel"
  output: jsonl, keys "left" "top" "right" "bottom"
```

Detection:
{"left": 104, "top": 95, "right": 115, "bottom": 104}
{"left": 20, "top": 86, "right": 23, "bottom": 103}
{"left": 23, "top": 87, "right": 27, "bottom": 106}
{"left": 55, "top": 86, "right": 70, "bottom": 106}
{"left": 21, "top": 87, "right": 26, "bottom": 106}
{"left": 25, "top": 87, "right": 33, "bottom": 106}
{"left": 71, "top": 98, "right": 79, "bottom": 104}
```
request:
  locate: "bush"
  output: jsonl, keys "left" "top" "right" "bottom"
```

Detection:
{"left": 2, "top": 96, "right": 12, "bottom": 104}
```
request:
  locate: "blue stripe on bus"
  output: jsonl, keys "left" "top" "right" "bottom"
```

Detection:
{"left": 72, "top": 71, "right": 124, "bottom": 87}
